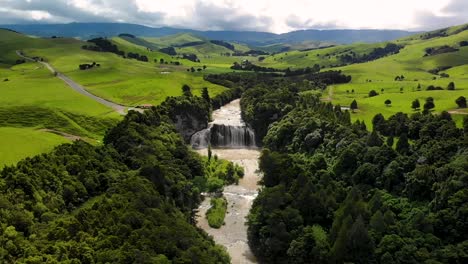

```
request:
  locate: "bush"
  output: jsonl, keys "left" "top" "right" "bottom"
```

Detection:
{"left": 426, "top": 85, "right": 443, "bottom": 91}
{"left": 206, "top": 197, "right": 228, "bottom": 228}
{"left": 369, "top": 90, "right": 379, "bottom": 97}
{"left": 456, "top": 96, "right": 467, "bottom": 108}
{"left": 447, "top": 82, "right": 455, "bottom": 90}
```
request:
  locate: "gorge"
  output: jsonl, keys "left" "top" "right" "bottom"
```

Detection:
{"left": 193, "top": 99, "right": 260, "bottom": 263}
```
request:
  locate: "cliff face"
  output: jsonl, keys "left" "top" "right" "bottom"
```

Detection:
{"left": 159, "top": 96, "right": 211, "bottom": 143}
{"left": 174, "top": 113, "right": 207, "bottom": 142}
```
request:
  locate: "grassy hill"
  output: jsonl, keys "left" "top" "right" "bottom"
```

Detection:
{"left": 0, "top": 31, "right": 122, "bottom": 167}
{"left": 259, "top": 24, "right": 468, "bottom": 127}
{"left": 142, "top": 33, "right": 253, "bottom": 68}
{"left": 143, "top": 33, "right": 206, "bottom": 48}
{"left": 1, "top": 24, "right": 466, "bottom": 166}
{"left": 18, "top": 34, "right": 227, "bottom": 106}
{"left": 0, "top": 29, "right": 228, "bottom": 167}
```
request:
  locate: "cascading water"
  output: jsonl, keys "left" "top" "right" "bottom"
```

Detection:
{"left": 190, "top": 100, "right": 256, "bottom": 149}
{"left": 194, "top": 99, "right": 260, "bottom": 263}
{"left": 191, "top": 124, "right": 256, "bottom": 149}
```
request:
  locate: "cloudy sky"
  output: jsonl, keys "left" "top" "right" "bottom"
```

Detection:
{"left": 0, "top": 0, "right": 467, "bottom": 33}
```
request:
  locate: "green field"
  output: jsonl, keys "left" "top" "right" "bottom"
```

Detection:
{"left": 0, "top": 29, "right": 234, "bottom": 167}
{"left": 0, "top": 127, "right": 69, "bottom": 167}
{"left": 258, "top": 26, "right": 468, "bottom": 127}
{"left": 0, "top": 60, "right": 121, "bottom": 167}
{"left": 1, "top": 24, "right": 467, "bottom": 166}
{"left": 21, "top": 37, "right": 228, "bottom": 106}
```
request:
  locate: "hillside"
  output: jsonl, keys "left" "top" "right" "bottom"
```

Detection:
{"left": 257, "top": 24, "right": 468, "bottom": 126}
{"left": 0, "top": 29, "right": 227, "bottom": 166}
{"left": 0, "top": 30, "right": 121, "bottom": 166}
{"left": 1, "top": 22, "right": 417, "bottom": 45}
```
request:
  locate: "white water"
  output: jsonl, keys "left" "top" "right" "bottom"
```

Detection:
{"left": 194, "top": 99, "right": 261, "bottom": 264}
{"left": 191, "top": 100, "right": 256, "bottom": 149}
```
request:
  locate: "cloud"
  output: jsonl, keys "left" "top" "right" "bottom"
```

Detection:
{"left": 285, "top": 15, "right": 342, "bottom": 30}
{"left": 181, "top": 0, "right": 273, "bottom": 31}
{"left": 0, "top": 0, "right": 466, "bottom": 33}
{"left": 0, "top": 0, "right": 165, "bottom": 26}
{"left": 413, "top": 0, "right": 468, "bottom": 30}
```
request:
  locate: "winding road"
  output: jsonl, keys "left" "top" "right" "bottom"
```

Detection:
{"left": 16, "top": 51, "right": 139, "bottom": 115}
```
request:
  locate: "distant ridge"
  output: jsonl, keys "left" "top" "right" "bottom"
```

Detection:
{"left": 0, "top": 22, "right": 419, "bottom": 45}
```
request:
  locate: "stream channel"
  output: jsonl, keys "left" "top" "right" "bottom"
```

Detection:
{"left": 192, "top": 99, "right": 260, "bottom": 264}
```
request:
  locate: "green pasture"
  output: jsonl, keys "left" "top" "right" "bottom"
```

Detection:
{"left": 0, "top": 127, "right": 70, "bottom": 168}
{"left": 18, "top": 35, "right": 228, "bottom": 106}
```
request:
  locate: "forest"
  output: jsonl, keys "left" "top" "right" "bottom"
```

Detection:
{"left": 0, "top": 89, "right": 234, "bottom": 263}
{"left": 213, "top": 71, "right": 468, "bottom": 263}
{"left": 1, "top": 54, "right": 466, "bottom": 263}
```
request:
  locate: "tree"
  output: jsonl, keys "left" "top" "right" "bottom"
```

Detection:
{"left": 370, "top": 210, "right": 386, "bottom": 235}
{"left": 455, "top": 96, "right": 467, "bottom": 108}
{"left": 202, "top": 87, "right": 211, "bottom": 104}
{"left": 369, "top": 90, "right": 379, "bottom": 97}
{"left": 182, "top": 84, "right": 192, "bottom": 97}
{"left": 372, "top": 113, "right": 386, "bottom": 133}
{"left": 346, "top": 215, "right": 375, "bottom": 262}
{"left": 417, "top": 83, "right": 421, "bottom": 91}
{"left": 350, "top": 100, "right": 358, "bottom": 112}
{"left": 208, "top": 144, "right": 212, "bottom": 161}
{"left": 381, "top": 88, "right": 385, "bottom": 93}
{"left": 367, "top": 130, "right": 384, "bottom": 147}
{"left": 385, "top": 99, "right": 392, "bottom": 107}
{"left": 396, "top": 133, "right": 410, "bottom": 154}
{"left": 386, "top": 136, "right": 394, "bottom": 147}
{"left": 447, "top": 82, "right": 455, "bottom": 90}
{"left": 424, "top": 97, "right": 435, "bottom": 111}
{"left": 399, "top": 87, "right": 403, "bottom": 93}
{"left": 411, "top": 99, "right": 420, "bottom": 110}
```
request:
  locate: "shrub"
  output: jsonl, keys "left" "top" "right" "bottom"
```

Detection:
{"left": 369, "top": 90, "right": 379, "bottom": 97}
{"left": 206, "top": 197, "right": 228, "bottom": 228}
{"left": 456, "top": 96, "right": 467, "bottom": 108}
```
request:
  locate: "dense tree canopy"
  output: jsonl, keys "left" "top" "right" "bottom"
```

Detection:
{"left": 0, "top": 93, "right": 232, "bottom": 263}
{"left": 226, "top": 72, "right": 468, "bottom": 263}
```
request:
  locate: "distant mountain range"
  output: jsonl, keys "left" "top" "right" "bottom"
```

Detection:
{"left": 1, "top": 22, "right": 419, "bottom": 46}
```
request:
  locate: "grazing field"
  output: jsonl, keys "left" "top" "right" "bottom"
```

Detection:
{"left": 1, "top": 24, "right": 467, "bottom": 166}
{"left": 20, "top": 35, "right": 228, "bottom": 106}
{"left": 0, "top": 63, "right": 119, "bottom": 167}
{"left": 0, "top": 29, "right": 232, "bottom": 166}
{"left": 0, "top": 31, "right": 122, "bottom": 166}
{"left": 258, "top": 26, "right": 468, "bottom": 126}
{"left": 0, "top": 127, "right": 69, "bottom": 168}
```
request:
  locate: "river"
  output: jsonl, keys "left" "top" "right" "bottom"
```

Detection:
{"left": 193, "top": 99, "right": 261, "bottom": 264}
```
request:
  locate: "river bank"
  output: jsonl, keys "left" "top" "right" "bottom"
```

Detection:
{"left": 194, "top": 100, "right": 261, "bottom": 264}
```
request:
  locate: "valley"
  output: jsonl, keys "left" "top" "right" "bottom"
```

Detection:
{"left": 194, "top": 100, "right": 260, "bottom": 263}
{"left": 0, "top": 18, "right": 467, "bottom": 264}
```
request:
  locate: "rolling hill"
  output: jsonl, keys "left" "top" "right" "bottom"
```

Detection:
{"left": 1, "top": 22, "right": 417, "bottom": 45}
{"left": 256, "top": 24, "right": 468, "bottom": 126}
{"left": 0, "top": 29, "right": 227, "bottom": 166}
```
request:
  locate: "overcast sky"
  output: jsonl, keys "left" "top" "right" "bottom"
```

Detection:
{"left": 0, "top": 0, "right": 467, "bottom": 33}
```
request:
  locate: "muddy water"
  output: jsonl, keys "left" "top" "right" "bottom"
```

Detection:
{"left": 194, "top": 100, "right": 261, "bottom": 264}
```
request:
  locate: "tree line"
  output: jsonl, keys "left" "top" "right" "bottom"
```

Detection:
{"left": 205, "top": 71, "right": 468, "bottom": 263}
{"left": 0, "top": 90, "right": 235, "bottom": 263}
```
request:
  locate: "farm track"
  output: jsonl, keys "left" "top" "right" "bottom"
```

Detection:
{"left": 16, "top": 51, "right": 143, "bottom": 115}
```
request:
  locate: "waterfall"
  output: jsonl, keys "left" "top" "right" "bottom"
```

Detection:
{"left": 191, "top": 124, "right": 256, "bottom": 149}
{"left": 190, "top": 99, "right": 257, "bottom": 149}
